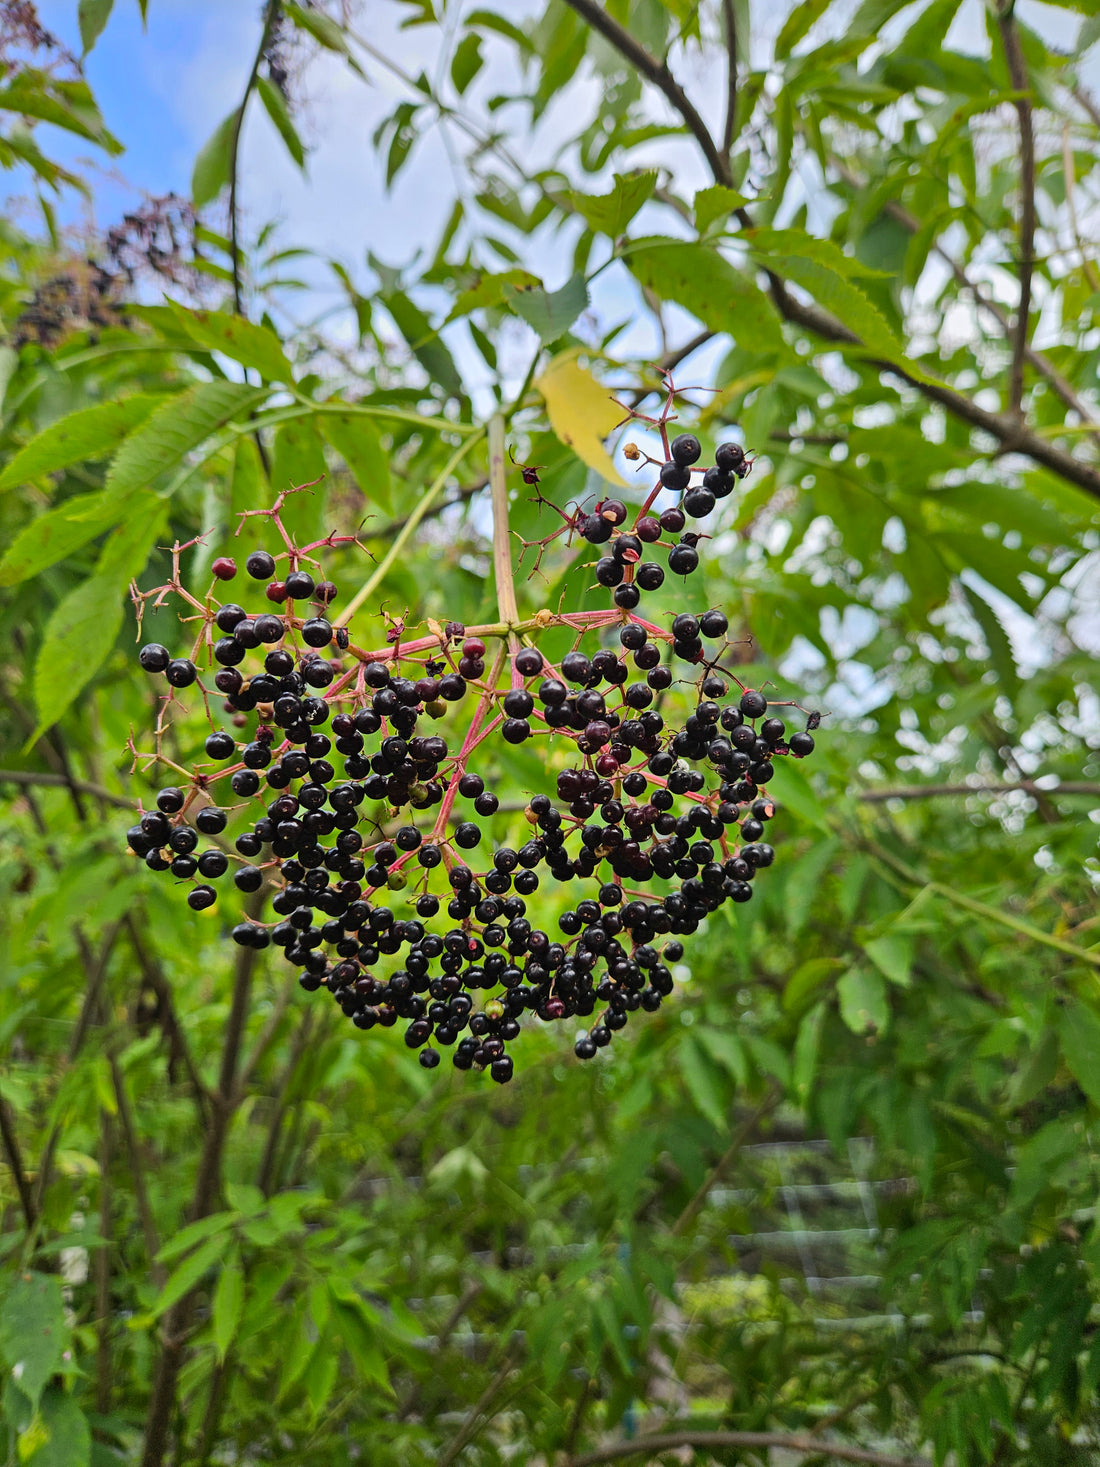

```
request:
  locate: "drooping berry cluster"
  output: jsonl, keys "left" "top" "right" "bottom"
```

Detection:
{"left": 125, "top": 397, "right": 820, "bottom": 1081}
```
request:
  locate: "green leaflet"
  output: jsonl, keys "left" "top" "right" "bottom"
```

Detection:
{"left": 191, "top": 109, "right": 239, "bottom": 207}
{"left": 319, "top": 411, "right": 394, "bottom": 515}
{"left": 622, "top": 238, "right": 788, "bottom": 355}
{"left": 106, "top": 380, "right": 268, "bottom": 497}
{"left": 837, "top": 964, "right": 889, "bottom": 1035}
{"left": 135, "top": 302, "right": 296, "bottom": 383}
{"left": 0, "top": 393, "right": 163, "bottom": 492}
{"left": 0, "top": 1273, "right": 68, "bottom": 1412}
{"left": 257, "top": 75, "right": 306, "bottom": 169}
{"left": 212, "top": 1246, "right": 244, "bottom": 1363}
{"left": 30, "top": 498, "right": 168, "bottom": 738}
{"left": 0, "top": 490, "right": 128, "bottom": 586}
{"left": 570, "top": 171, "right": 657, "bottom": 237}
{"left": 1058, "top": 1000, "right": 1100, "bottom": 1109}
{"left": 78, "top": 0, "right": 113, "bottom": 53}
{"left": 505, "top": 273, "right": 589, "bottom": 343}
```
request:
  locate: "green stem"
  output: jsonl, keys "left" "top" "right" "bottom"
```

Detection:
{"left": 488, "top": 414, "right": 519, "bottom": 633}
{"left": 335, "top": 426, "right": 487, "bottom": 626}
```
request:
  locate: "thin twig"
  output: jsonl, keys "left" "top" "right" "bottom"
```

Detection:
{"left": 488, "top": 413, "right": 519, "bottom": 629}
{"left": 670, "top": 1083, "right": 781, "bottom": 1238}
{"left": 720, "top": 0, "right": 737, "bottom": 159}
{"left": 396, "top": 1282, "right": 484, "bottom": 1421}
{"left": 0, "top": 1097, "right": 36, "bottom": 1229}
{"left": 367, "top": 476, "right": 487, "bottom": 542}
{"left": 228, "top": 0, "right": 281, "bottom": 319}
{"left": 559, "top": 0, "right": 732, "bottom": 186}
{"left": 564, "top": 1430, "right": 932, "bottom": 1467}
{"left": 437, "top": 1347, "right": 519, "bottom": 1467}
{"left": 95, "top": 1109, "right": 113, "bottom": 1415}
{"left": 0, "top": 767, "right": 132, "bottom": 808}
{"left": 108, "top": 1051, "right": 166, "bottom": 1288}
{"left": 996, "top": 3, "right": 1037, "bottom": 417}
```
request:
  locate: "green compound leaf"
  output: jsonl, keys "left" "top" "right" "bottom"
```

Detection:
{"left": 319, "top": 411, "right": 393, "bottom": 515}
{"left": 622, "top": 238, "right": 788, "bottom": 355}
{"left": 570, "top": 171, "right": 657, "bottom": 237}
{"left": 837, "top": 964, "right": 889, "bottom": 1035}
{"left": 0, "top": 394, "right": 163, "bottom": 493}
{"left": 212, "top": 1247, "right": 244, "bottom": 1363}
{"left": 106, "top": 380, "right": 268, "bottom": 498}
{"left": 505, "top": 273, "right": 589, "bottom": 344}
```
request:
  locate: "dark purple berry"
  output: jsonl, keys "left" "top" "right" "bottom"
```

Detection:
{"left": 715, "top": 441, "right": 747, "bottom": 474}
{"left": 212, "top": 557, "right": 237, "bottom": 581}
{"left": 668, "top": 544, "right": 698, "bottom": 576}
{"left": 187, "top": 885, "right": 216, "bottom": 911}
{"left": 285, "top": 570, "right": 315, "bottom": 599}
{"left": 139, "top": 643, "right": 170, "bottom": 674}
{"left": 246, "top": 551, "right": 276, "bottom": 579}
{"left": 165, "top": 658, "right": 197, "bottom": 688}
{"left": 789, "top": 731, "right": 815, "bottom": 756}
{"left": 659, "top": 460, "right": 690, "bottom": 491}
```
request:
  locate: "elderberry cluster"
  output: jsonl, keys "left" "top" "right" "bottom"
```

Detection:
{"left": 125, "top": 416, "right": 820, "bottom": 1082}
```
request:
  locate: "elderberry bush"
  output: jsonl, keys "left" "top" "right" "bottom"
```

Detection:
{"left": 126, "top": 415, "right": 820, "bottom": 1082}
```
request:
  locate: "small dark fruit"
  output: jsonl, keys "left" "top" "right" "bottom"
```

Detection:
{"left": 670, "top": 433, "right": 702, "bottom": 466}
{"left": 139, "top": 643, "right": 170, "bottom": 674}
{"left": 212, "top": 557, "right": 237, "bottom": 581}
{"left": 246, "top": 550, "right": 276, "bottom": 579}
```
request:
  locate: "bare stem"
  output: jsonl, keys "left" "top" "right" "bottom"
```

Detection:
{"left": 488, "top": 413, "right": 519, "bottom": 630}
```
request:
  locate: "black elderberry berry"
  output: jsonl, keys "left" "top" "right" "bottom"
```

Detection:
{"left": 702, "top": 465, "right": 733, "bottom": 495}
{"left": 612, "top": 534, "right": 643, "bottom": 565}
{"left": 581, "top": 512, "right": 613, "bottom": 544}
{"left": 739, "top": 689, "right": 767, "bottom": 719}
{"left": 503, "top": 689, "right": 534, "bottom": 717}
{"left": 595, "top": 557, "right": 624, "bottom": 587}
{"left": 165, "top": 658, "right": 197, "bottom": 688}
{"left": 659, "top": 506, "right": 686, "bottom": 534}
{"left": 438, "top": 673, "right": 467, "bottom": 701}
{"left": 195, "top": 807, "right": 227, "bottom": 835}
{"left": 659, "top": 460, "right": 690, "bottom": 491}
{"left": 301, "top": 617, "right": 332, "bottom": 648}
{"left": 187, "top": 885, "right": 216, "bottom": 911}
{"left": 216, "top": 602, "right": 248, "bottom": 633}
{"left": 614, "top": 583, "right": 641, "bottom": 609}
{"left": 197, "top": 850, "right": 228, "bottom": 879}
{"left": 575, "top": 1035, "right": 597, "bottom": 1059}
{"left": 635, "top": 562, "right": 664, "bottom": 591}
{"left": 285, "top": 570, "right": 315, "bottom": 599}
{"left": 139, "top": 643, "right": 170, "bottom": 673}
{"left": 246, "top": 550, "right": 276, "bottom": 579}
{"left": 515, "top": 647, "right": 543, "bottom": 676}
{"left": 502, "top": 718, "right": 530, "bottom": 744}
{"left": 668, "top": 544, "right": 698, "bottom": 576}
{"left": 715, "top": 441, "right": 747, "bottom": 474}
{"left": 683, "top": 486, "right": 715, "bottom": 518}
{"left": 474, "top": 791, "right": 498, "bottom": 817}
{"left": 204, "top": 731, "right": 236, "bottom": 760}
{"left": 789, "top": 730, "right": 815, "bottom": 756}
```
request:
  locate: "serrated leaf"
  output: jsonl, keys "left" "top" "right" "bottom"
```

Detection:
{"left": 0, "top": 491, "right": 125, "bottom": 587}
{"left": 744, "top": 226, "right": 890, "bottom": 279}
{"left": 212, "top": 1247, "right": 244, "bottom": 1363}
{"left": 78, "top": 0, "right": 113, "bottom": 53}
{"left": 257, "top": 75, "right": 305, "bottom": 169}
{"left": 319, "top": 412, "right": 393, "bottom": 515}
{"left": 534, "top": 350, "right": 626, "bottom": 485}
{"left": 570, "top": 171, "right": 657, "bottom": 237}
{"left": 506, "top": 274, "right": 589, "bottom": 344}
{"left": 1059, "top": 1001, "right": 1100, "bottom": 1109}
{"left": 622, "top": 238, "right": 787, "bottom": 355}
{"left": 143, "top": 303, "right": 295, "bottom": 383}
{"left": 694, "top": 184, "right": 750, "bottom": 234}
{"left": 0, "top": 1273, "right": 67, "bottom": 1412}
{"left": 192, "top": 110, "right": 239, "bottom": 207}
{"left": 756, "top": 252, "right": 903, "bottom": 358}
{"left": 155, "top": 1213, "right": 236, "bottom": 1266}
{"left": 153, "top": 1234, "right": 233, "bottom": 1318}
{"left": 0, "top": 395, "right": 164, "bottom": 493}
{"left": 107, "top": 380, "right": 267, "bottom": 498}
{"left": 445, "top": 267, "right": 541, "bottom": 322}
{"left": 20, "top": 1384, "right": 90, "bottom": 1467}
{"left": 837, "top": 965, "right": 889, "bottom": 1035}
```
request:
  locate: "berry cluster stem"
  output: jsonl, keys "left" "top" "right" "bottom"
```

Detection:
{"left": 488, "top": 413, "right": 520, "bottom": 642}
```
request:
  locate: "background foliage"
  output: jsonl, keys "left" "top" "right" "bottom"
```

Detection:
{"left": 1, "top": 1, "right": 1099, "bottom": 1464}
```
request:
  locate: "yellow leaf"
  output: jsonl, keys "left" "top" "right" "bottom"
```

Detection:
{"left": 535, "top": 350, "right": 626, "bottom": 485}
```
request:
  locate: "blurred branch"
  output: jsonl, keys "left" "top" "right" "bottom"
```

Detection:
{"left": 721, "top": 0, "right": 737, "bottom": 159}
{"left": 229, "top": 0, "right": 282, "bottom": 319}
{"left": 859, "top": 781, "right": 1100, "bottom": 802}
{"left": 565, "top": 1431, "right": 932, "bottom": 1466}
{"left": 0, "top": 767, "right": 132, "bottom": 808}
{"left": 397, "top": 1281, "right": 485, "bottom": 1421}
{"left": 559, "top": 1, "right": 731, "bottom": 185}
{"left": 670, "top": 1083, "right": 781, "bottom": 1238}
{"left": 995, "top": 2, "right": 1037, "bottom": 417}
{"left": 830, "top": 160, "right": 1098, "bottom": 435}
{"left": 108, "top": 1051, "right": 166, "bottom": 1288}
{"left": 0, "top": 1098, "right": 35, "bottom": 1230}
{"left": 124, "top": 915, "right": 210, "bottom": 1122}
{"left": 438, "top": 1346, "right": 519, "bottom": 1467}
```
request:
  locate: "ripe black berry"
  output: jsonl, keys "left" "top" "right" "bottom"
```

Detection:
{"left": 285, "top": 570, "right": 315, "bottom": 599}
{"left": 195, "top": 807, "right": 227, "bottom": 835}
{"left": 789, "top": 731, "right": 815, "bottom": 756}
{"left": 683, "top": 486, "right": 715, "bottom": 518}
{"left": 246, "top": 551, "right": 276, "bottom": 579}
{"left": 165, "top": 658, "right": 197, "bottom": 688}
{"left": 668, "top": 544, "right": 698, "bottom": 576}
{"left": 670, "top": 433, "right": 702, "bottom": 466}
{"left": 139, "top": 643, "right": 170, "bottom": 674}
{"left": 301, "top": 618, "right": 332, "bottom": 648}
{"left": 635, "top": 562, "right": 664, "bottom": 591}
{"left": 659, "top": 460, "right": 690, "bottom": 491}
{"left": 595, "top": 557, "right": 624, "bottom": 587}
{"left": 699, "top": 609, "right": 728, "bottom": 638}
{"left": 204, "top": 731, "right": 236, "bottom": 760}
{"left": 614, "top": 584, "right": 640, "bottom": 609}
{"left": 739, "top": 689, "right": 767, "bottom": 719}
{"left": 187, "top": 885, "right": 216, "bottom": 911}
{"left": 715, "top": 441, "right": 747, "bottom": 473}
{"left": 515, "top": 647, "right": 543, "bottom": 676}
